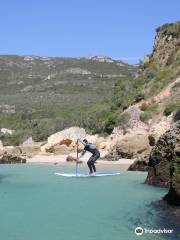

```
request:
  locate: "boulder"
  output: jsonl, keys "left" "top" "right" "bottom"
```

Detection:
{"left": 148, "top": 116, "right": 172, "bottom": 142}
{"left": 128, "top": 160, "right": 148, "bottom": 171}
{"left": 3, "top": 146, "right": 22, "bottom": 156}
{"left": 174, "top": 110, "right": 180, "bottom": 122}
{"left": 20, "top": 146, "right": 41, "bottom": 157}
{"left": 0, "top": 154, "right": 26, "bottom": 164}
{"left": 0, "top": 140, "right": 3, "bottom": 150}
{"left": 66, "top": 155, "right": 77, "bottom": 162}
{"left": 86, "top": 134, "right": 110, "bottom": 150}
{"left": 148, "top": 135, "right": 156, "bottom": 146}
{"left": 66, "top": 152, "right": 83, "bottom": 163}
{"left": 109, "top": 106, "right": 149, "bottom": 146}
{"left": 117, "top": 133, "right": 150, "bottom": 157}
{"left": 147, "top": 160, "right": 170, "bottom": 187}
{"left": 0, "top": 140, "right": 4, "bottom": 156}
{"left": 146, "top": 118, "right": 180, "bottom": 206}
{"left": 40, "top": 127, "right": 109, "bottom": 153}
{"left": 20, "top": 137, "right": 42, "bottom": 157}
{"left": 0, "top": 144, "right": 40, "bottom": 158}
{"left": 99, "top": 141, "right": 111, "bottom": 150}
{"left": 41, "top": 127, "right": 86, "bottom": 153}
{"left": 104, "top": 133, "right": 150, "bottom": 161}
{"left": 0, "top": 128, "right": 14, "bottom": 135}
{"left": 22, "top": 137, "right": 35, "bottom": 146}
{"left": 103, "top": 146, "right": 134, "bottom": 161}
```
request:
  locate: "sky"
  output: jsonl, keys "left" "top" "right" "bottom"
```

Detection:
{"left": 0, "top": 0, "right": 179, "bottom": 64}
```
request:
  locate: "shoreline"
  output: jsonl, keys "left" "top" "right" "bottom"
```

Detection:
{"left": 26, "top": 154, "right": 135, "bottom": 170}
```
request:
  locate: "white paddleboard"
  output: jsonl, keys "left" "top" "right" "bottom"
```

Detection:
{"left": 55, "top": 172, "right": 120, "bottom": 177}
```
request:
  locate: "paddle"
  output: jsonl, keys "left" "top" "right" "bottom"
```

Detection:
{"left": 74, "top": 129, "right": 86, "bottom": 176}
{"left": 76, "top": 139, "right": 79, "bottom": 176}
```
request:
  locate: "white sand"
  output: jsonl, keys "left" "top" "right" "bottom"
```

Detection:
{"left": 27, "top": 153, "right": 136, "bottom": 166}
{"left": 97, "top": 159, "right": 136, "bottom": 165}
{"left": 27, "top": 154, "right": 67, "bottom": 164}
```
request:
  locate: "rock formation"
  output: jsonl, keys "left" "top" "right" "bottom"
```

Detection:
{"left": 0, "top": 140, "right": 3, "bottom": 150}
{"left": 128, "top": 160, "right": 148, "bottom": 171}
{"left": 0, "top": 154, "right": 26, "bottom": 164}
{"left": 41, "top": 127, "right": 86, "bottom": 153}
{"left": 0, "top": 128, "right": 14, "bottom": 135}
{"left": 40, "top": 127, "right": 110, "bottom": 153}
{"left": 153, "top": 23, "right": 180, "bottom": 67}
{"left": 20, "top": 137, "right": 42, "bottom": 157}
{"left": 146, "top": 111, "right": 180, "bottom": 205}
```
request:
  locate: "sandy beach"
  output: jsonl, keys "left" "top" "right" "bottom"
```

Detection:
{"left": 26, "top": 152, "right": 136, "bottom": 170}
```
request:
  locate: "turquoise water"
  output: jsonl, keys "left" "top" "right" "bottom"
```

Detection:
{"left": 0, "top": 164, "right": 178, "bottom": 240}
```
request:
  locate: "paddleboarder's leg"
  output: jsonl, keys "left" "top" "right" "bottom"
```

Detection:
{"left": 92, "top": 152, "right": 100, "bottom": 172}
{"left": 92, "top": 163, "right": 96, "bottom": 172}
{"left": 88, "top": 152, "right": 100, "bottom": 173}
{"left": 87, "top": 159, "right": 93, "bottom": 174}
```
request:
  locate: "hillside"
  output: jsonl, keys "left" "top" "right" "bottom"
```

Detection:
{"left": 88, "top": 22, "right": 180, "bottom": 134}
{"left": 0, "top": 55, "right": 137, "bottom": 144}
{"left": 112, "top": 21, "right": 180, "bottom": 206}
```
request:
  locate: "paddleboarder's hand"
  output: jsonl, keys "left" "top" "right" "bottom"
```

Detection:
{"left": 79, "top": 151, "right": 85, "bottom": 158}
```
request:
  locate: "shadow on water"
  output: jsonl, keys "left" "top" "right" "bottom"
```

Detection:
{"left": 0, "top": 173, "right": 20, "bottom": 183}
{"left": 124, "top": 200, "right": 180, "bottom": 240}
{"left": 150, "top": 200, "right": 180, "bottom": 240}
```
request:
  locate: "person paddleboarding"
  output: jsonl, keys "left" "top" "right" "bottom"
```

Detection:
{"left": 79, "top": 139, "right": 100, "bottom": 176}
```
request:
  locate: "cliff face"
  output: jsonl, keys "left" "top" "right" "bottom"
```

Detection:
{"left": 122, "top": 23, "right": 180, "bottom": 206}
{"left": 108, "top": 22, "right": 180, "bottom": 166}
{"left": 141, "top": 22, "right": 180, "bottom": 99}
{"left": 152, "top": 23, "right": 180, "bottom": 67}
{"left": 97, "top": 22, "right": 180, "bottom": 138}
{"left": 143, "top": 23, "right": 180, "bottom": 206}
{"left": 146, "top": 111, "right": 180, "bottom": 205}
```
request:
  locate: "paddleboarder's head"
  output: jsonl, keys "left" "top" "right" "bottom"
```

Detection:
{"left": 83, "top": 139, "right": 88, "bottom": 144}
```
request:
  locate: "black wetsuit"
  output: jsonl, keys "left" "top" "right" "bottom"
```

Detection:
{"left": 84, "top": 144, "right": 100, "bottom": 173}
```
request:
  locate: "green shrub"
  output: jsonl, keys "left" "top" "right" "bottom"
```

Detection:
{"left": 140, "top": 103, "right": 149, "bottom": 111}
{"left": 140, "top": 112, "right": 153, "bottom": 123}
{"left": 103, "top": 113, "right": 118, "bottom": 134}
{"left": 148, "top": 103, "right": 158, "bottom": 112}
{"left": 140, "top": 102, "right": 158, "bottom": 113}
{"left": 164, "top": 101, "right": 180, "bottom": 116}
{"left": 134, "top": 93, "right": 145, "bottom": 103}
{"left": 116, "top": 112, "right": 131, "bottom": 133}
{"left": 0, "top": 131, "right": 24, "bottom": 146}
{"left": 172, "top": 82, "right": 180, "bottom": 89}
{"left": 156, "top": 22, "right": 180, "bottom": 37}
{"left": 148, "top": 81, "right": 163, "bottom": 97}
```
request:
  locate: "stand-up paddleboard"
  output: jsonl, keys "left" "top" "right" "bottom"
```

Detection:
{"left": 55, "top": 172, "right": 120, "bottom": 177}
{"left": 55, "top": 139, "right": 120, "bottom": 178}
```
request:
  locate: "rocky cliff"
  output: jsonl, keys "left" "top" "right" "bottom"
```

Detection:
{"left": 115, "top": 22, "right": 180, "bottom": 173}
{"left": 146, "top": 111, "right": 180, "bottom": 205}
{"left": 150, "top": 23, "right": 180, "bottom": 67}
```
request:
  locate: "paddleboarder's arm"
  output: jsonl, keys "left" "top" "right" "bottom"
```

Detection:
{"left": 79, "top": 150, "right": 86, "bottom": 158}
{"left": 78, "top": 139, "right": 87, "bottom": 158}
{"left": 79, "top": 139, "right": 86, "bottom": 146}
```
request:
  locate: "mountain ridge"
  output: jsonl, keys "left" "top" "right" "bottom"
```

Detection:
{"left": 0, "top": 54, "right": 137, "bottom": 144}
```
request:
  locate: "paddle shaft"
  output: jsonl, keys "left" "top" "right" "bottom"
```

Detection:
{"left": 76, "top": 139, "right": 79, "bottom": 175}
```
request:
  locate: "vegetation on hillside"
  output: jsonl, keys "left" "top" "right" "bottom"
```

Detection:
{"left": 0, "top": 22, "right": 179, "bottom": 145}
{"left": 84, "top": 22, "right": 180, "bottom": 133}
{"left": 0, "top": 56, "right": 137, "bottom": 145}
